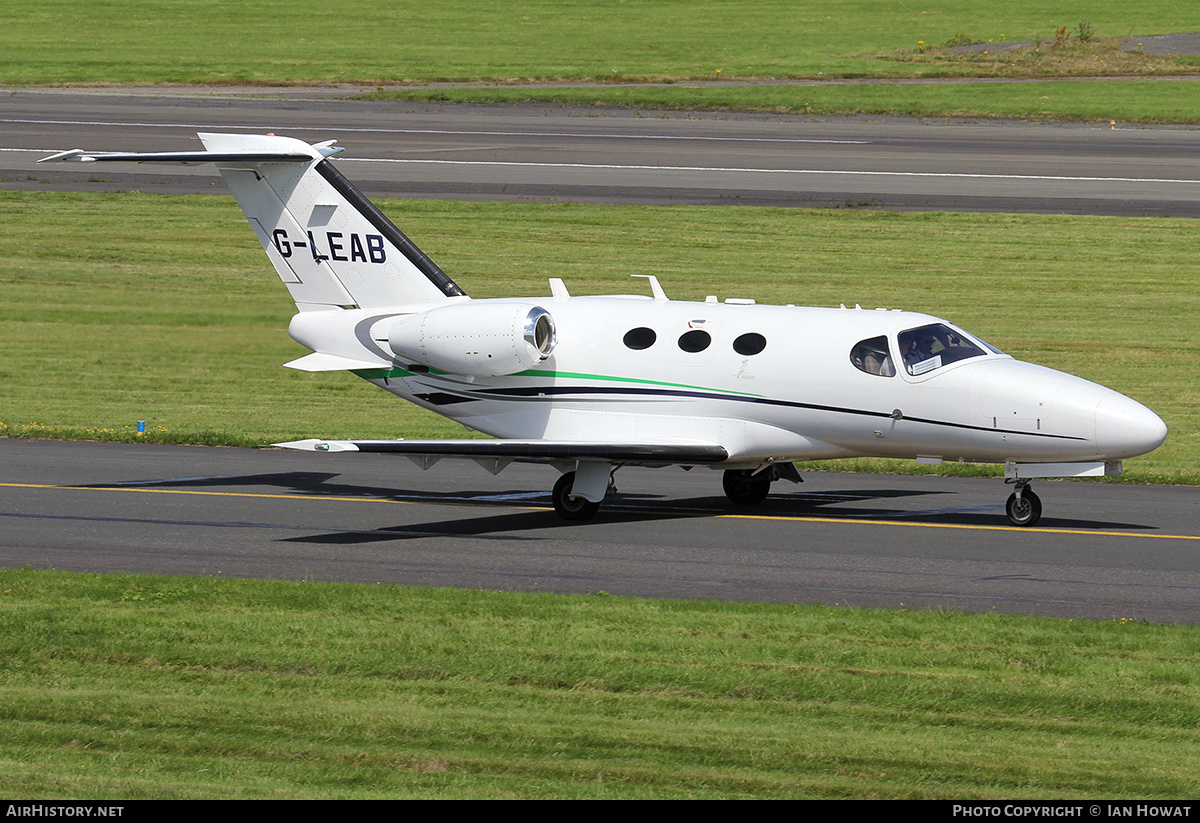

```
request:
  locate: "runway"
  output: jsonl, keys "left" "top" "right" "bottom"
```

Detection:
{"left": 3, "top": 440, "right": 1199, "bottom": 623}
{"left": 3, "top": 87, "right": 1200, "bottom": 214}
{"left": 2, "top": 88, "right": 1198, "bottom": 623}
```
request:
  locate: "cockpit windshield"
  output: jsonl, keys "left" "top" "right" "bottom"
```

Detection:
{"left": 897, "top": 323, "right": 989, "bottom": 376}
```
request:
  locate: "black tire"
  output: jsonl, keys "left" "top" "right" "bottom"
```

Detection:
{"left": 552, "top": 471, "right": 600, "bottom": 521}
{"left": 1006, "top": 489, "right": 1042, "bottom": 527}
{"left": 722, "top": 469, "right": 771, "bottom": 506}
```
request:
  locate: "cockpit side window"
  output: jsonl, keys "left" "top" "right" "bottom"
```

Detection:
{"left": 897, "top": 323, "right": 987, "bottom": 376}
{"left": 850, "top": 336, "right": 895, "bottom": 377}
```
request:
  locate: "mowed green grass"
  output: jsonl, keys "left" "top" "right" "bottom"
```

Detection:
{"left": 1, "top": 190, "right": 1196, "bottom": 482}
{"left": 380, "top": 78, "right": 1200, "bottom": 124}
{"left": 2, "top": 568, "right": 1199, "bottom": 799}
{"left": 0, "top": 1, "right": 1142, "bottom": 82}
{"left": 5, "top": 2, "right": 1200, "bottom": 121}
{"left": 1, "top": 1, "right": 1191, "bottom": 84}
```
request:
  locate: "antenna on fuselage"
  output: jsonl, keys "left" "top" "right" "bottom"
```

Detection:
{"left": 633, "top": 275, "right": 669, "bottom": 301}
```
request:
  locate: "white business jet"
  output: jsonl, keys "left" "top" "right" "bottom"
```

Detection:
{"left": 41, "top": 133, "right": 1167, "bottom": 526}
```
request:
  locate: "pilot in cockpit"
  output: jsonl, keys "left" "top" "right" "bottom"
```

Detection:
{"left": 914, "top": 330, "right": 938, "bottom": 358}
{"left": 899, "top": 332, "right": 921, "bottom": 371}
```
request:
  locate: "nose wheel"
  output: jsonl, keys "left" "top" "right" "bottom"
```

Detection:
{"left": 1005, "top": 482, "right": 1042, "bottom": 527}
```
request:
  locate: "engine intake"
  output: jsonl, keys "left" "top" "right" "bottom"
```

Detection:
{"left": 387, "top": 302, "right": 557, "bottom": 376}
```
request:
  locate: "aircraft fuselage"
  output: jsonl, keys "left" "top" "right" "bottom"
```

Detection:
{"left": 298, "top": 295, "right": 1166, "bottom": 469}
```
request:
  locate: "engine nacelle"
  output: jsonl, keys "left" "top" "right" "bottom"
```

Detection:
{"left": 387, "top": 302, "right": 557, "bottom": 376}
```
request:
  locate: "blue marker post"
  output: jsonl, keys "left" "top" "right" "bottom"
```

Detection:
{"left": 137, "top": 421, "right": 145, "bottom": 437}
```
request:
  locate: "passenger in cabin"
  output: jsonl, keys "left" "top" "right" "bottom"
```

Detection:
{"left": 850, "top": 336, "right": 894, "bottom": 377}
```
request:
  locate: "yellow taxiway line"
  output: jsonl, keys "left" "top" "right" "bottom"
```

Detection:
{"left": 4, "top": 481, "right": 1199, "bottom": 541}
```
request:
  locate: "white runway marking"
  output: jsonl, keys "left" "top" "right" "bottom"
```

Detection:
{"left": 344, "top": 156, "right": 1200, "bottom": 186}
{"left": 0, "top": 117, "right": 867, "bottom": 145}
{"left": 9, "top": 116, "right": 1197, "bottom": 186}
{"left": 14, "top": 137, "right": 1196, "bottom": 186}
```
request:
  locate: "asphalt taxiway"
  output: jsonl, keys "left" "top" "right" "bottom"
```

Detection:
{"left": 3, "top": 440, "right": 1198, "bottom": 623}
{"left": 3, "top": 88, "right": 1199, "bottom": 215}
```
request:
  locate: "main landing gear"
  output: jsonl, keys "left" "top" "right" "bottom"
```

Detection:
{"left": 551, "top": 464, "right": 801, "bottom": 521}
{"left": 722, "top": 469, "right": 772, "bottom": 505}
{"left": 721, "top": 464, "right": 803, "bottom": 506}
{"left": 551, "top": 470, "right": 603, "bottom": 521}
{"left": 1005, "top": 479, "right": 1042, "bottom": 527}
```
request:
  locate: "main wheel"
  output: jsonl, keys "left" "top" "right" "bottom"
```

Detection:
{"left": 1005, "top": 488, "right": 1042, "bottom": 527}
{"left": 552, "top": 471, "right": 600, "bottom": 521}
{"left": 722, "top": 469, "right": 772, "bottom": 506}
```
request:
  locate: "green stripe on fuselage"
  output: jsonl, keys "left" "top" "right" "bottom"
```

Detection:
{"left": 351, "top": 365, "right": 764, "bottom": 400}
{"left": 518, "top": 369, "right": 764, "bottom": 398}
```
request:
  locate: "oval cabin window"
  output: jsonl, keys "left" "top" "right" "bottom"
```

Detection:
{"left": 677, "top": 329, "right": 712, "bottom": 353}
{"left": 732, "top": 333, "right": 766, "bottom": 356}
{"left": 622, "top": 327, "right": 657, "bottom": 350}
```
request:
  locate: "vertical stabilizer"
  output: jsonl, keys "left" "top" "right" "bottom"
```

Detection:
{"left": 41, "top": 133, "right": 467, "bottom": 311}
{"left": 197, "top": 134, "right": 465, "bottom": 311}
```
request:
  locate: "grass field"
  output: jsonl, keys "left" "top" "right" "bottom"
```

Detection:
{"left": 2, "top": 190, "right": 1196, "bottom": 482}
{"left": 3, "top": 1, "right": 1193, "bottom": 84}
{"left": 4, "top": 2, "right": 1200, "bottom": 121}
{"left": 2, "top": 568, "right": 1198, "bottom": 799}
{"left": 374, "top": 78, "right": 1200, "bottom": 124}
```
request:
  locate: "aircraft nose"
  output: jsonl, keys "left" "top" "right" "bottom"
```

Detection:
{"left": 1094, "top": 393, "right": 1167, "bottom": 459}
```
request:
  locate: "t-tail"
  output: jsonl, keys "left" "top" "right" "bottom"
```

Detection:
{"left": 40, "top": 132, "right": 465, "bottom": 311}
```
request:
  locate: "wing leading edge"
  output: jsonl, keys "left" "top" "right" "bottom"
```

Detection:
{"left": 274, "top": 438, "right": 729, "bottom": 464}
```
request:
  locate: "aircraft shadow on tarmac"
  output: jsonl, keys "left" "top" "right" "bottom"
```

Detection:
{"left": 80, "top": 471, "right": 1159, "bottom": 539}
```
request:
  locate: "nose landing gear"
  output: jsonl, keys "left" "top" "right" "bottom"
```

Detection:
{"left": 1005, "top": 480, "right": 1042, "bottom": 527}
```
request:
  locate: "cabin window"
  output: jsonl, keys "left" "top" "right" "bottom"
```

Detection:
{"left": 850, "top": 336, "right": 895, "bottom": 377}
{"left": 897, "top": 323, "right": 987, "bottom": 376}
{"left": 732, "top": 332, "right": 766, "bottom": 356}
{"left": 623, "top": 327, "right": 657, "bottom": 350}
{"left": 677, "top": 329, "right": 711, "bottom": 353}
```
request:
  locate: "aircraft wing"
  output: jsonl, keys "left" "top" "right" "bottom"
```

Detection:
{"left": 274, "top": 438, "right": 729, "bottom": 465}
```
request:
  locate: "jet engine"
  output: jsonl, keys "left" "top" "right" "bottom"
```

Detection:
{"left": 387, "top": 302, "right": 557, "bottom": 376}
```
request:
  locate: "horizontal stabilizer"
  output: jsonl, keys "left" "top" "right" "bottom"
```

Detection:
{"left": 273, "top": 438, "right": 729, "bottom": 464}
{"left": 38, "top": 147, "right": 330, "bottom": 165}
{"left": 283, "top": 352, "right": 393, "bottom": 372}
